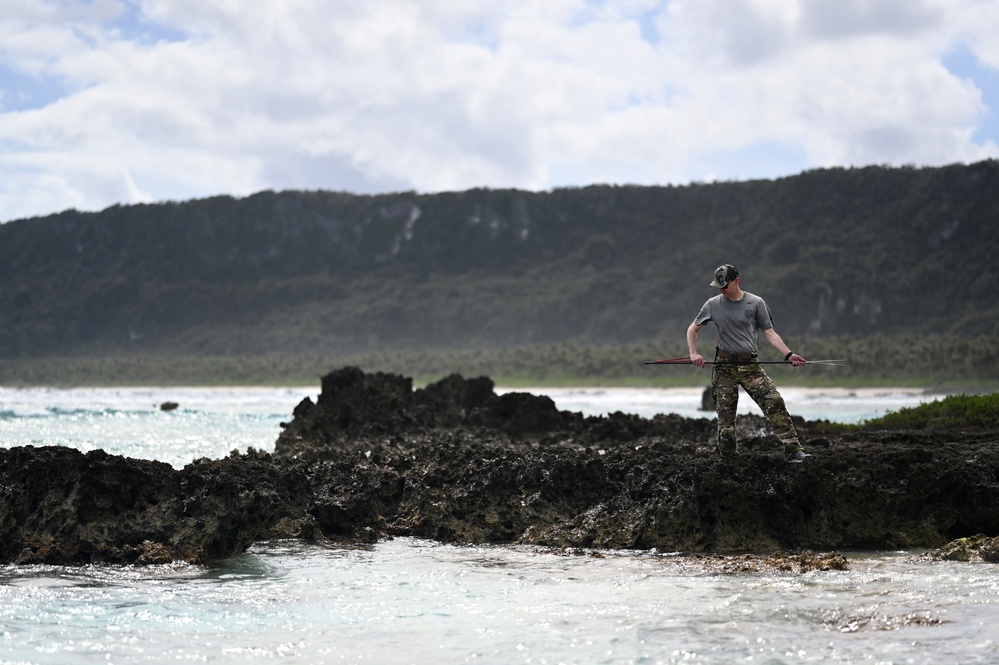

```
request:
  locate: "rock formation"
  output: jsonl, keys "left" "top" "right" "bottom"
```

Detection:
{"left": 2, "top": 367, "right": 998, "bottom": 564}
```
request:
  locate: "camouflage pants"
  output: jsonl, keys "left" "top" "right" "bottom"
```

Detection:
{"left": 711, "top": 361, "right": 802, "bottom": 457}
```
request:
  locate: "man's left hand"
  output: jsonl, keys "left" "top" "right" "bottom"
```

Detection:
{"left": 787, "top": 353, "right": 806, "bottom": 367}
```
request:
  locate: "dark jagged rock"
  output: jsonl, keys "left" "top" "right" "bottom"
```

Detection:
{"left": 4, "top": 367, "right": 999, "bottom": 565}
{"left": 699, "top": 386, "right": 715, "bottom": 411}
{"left": 928, "top": 534, "right": 999, "bottom": 563}
{"left": 275, "top": 367, "right": 715, "bottom": 459}
{"left": 0, "top": 446, "right": 314, "bottom": 565}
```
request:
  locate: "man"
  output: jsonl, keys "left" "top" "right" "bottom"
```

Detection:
{"left": 686, "top": 264, "right": 809, "bottom": 463}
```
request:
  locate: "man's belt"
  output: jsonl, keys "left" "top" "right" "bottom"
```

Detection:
{"left": 716, "top": 349, "right": 758, "bottom": 363}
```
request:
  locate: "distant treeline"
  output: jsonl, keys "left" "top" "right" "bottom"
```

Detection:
{"left": 2, "top": 335, "right": 996, "bottom": 390}
{"left": 1, "top": 161, "right": 997, "bottom": 359}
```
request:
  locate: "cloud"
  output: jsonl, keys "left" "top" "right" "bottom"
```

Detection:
{"left": 0, "top": 0, "right": 996, "bottom": 222}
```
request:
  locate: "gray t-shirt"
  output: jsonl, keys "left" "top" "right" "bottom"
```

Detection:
{"left": 694, "top": 292, "right": 774, "bottom": 355}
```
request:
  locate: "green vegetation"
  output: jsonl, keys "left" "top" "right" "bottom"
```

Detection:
{"left": 1, "top": 161, "right": 998, "bottom": 362}
{"left": 860, "top": 393, "right": 999, "bottom": 429}
{"left": 2, "top": 334, "right": 997, "bottom": 389}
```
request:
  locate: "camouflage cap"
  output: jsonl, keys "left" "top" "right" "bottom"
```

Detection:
{"left": 709, "top": 264, "right": 739, "bottom": 288}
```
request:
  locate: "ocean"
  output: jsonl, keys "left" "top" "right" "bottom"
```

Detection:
{"left": 2, "top": 385, "right": 997, "bottom": 664}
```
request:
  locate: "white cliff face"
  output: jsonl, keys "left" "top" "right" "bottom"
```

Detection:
{"left": 375, "top": 201, "right": 422, "bottom": 260}
{"left": 809, "top": 287, "right": 883, "bottom": 335}
{"left": 467, "top": 195, "right": 531, "bottom": 241}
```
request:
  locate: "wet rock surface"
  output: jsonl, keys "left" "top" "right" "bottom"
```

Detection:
{"left": 0, "top": 446, "right": 314, "bottom": 565}
{"left": 3, "top": 367, "right": 998, "bottom": 564}
{"left": 925, "top": 534, "right": 999, "bottom": 563}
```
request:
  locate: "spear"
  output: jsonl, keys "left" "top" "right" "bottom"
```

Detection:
{"left": 644, "top": 356, "right": 847, "bottom": 366}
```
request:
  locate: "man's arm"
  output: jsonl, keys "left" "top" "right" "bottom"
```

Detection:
{"left": 763, "top": 328, "right": 806, "bottom": 366}
{"left": 687, "top": 322, "right": 707, "bottom": 367}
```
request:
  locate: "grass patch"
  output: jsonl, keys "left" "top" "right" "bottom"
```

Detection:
{"left": 861, "top": 393, "right": 999, "bottom": 429}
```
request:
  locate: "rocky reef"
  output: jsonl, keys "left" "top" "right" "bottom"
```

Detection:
{"left": 3, "top": 367, "right": 998, "bottom": 565}
{"left": 0, "top": 446, "right": 314, "bottom": 565}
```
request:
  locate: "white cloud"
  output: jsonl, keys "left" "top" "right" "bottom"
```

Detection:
{"left": 800, "top": 0, "right": 942, "bottom": 40}
{"left": 0, "top": 0, "right": 996, "bottom": 222}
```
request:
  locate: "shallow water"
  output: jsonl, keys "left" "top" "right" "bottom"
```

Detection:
{"left": 1, "top": 385, "right": 990, "bottom": 665}
{"left": 0, "top": 385, "right": 933, "bottom": 468}
{"left": 515, "top": 386, "right": 934, "bottom": 424}
{"left": 0, "top": 386, "right": 315, "bottom": 468}
{"left": 3, "top": 539, "right": 998, "bottom": 664}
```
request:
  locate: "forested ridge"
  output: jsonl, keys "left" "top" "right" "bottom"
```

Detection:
{"left": 1, "top": 161, "right": 997, "bottom": 362}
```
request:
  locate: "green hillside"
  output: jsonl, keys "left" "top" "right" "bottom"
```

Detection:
{"left": 1, "top": 161, "right": 997, "bottom": 363}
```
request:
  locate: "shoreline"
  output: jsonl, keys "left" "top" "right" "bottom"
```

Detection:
{"left": 0, "top": 384, "right": 953, "bottom": 425}
{"left": 2, "top": 340, "right": 998, "bottom": 393}
{"left": 4, "top": 368, "right": 999, "bottom": 565}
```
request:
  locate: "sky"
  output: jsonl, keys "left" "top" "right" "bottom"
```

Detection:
{"left": 1, "top": 0, "right": 997, "bottom": 223}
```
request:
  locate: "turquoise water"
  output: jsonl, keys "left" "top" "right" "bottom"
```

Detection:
{"left": 2, "top": 386, "right": 995, "bottom": 664}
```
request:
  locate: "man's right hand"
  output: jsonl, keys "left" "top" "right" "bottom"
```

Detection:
{"left": 690, "top": 353, "right": 706, "bottom": 367}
